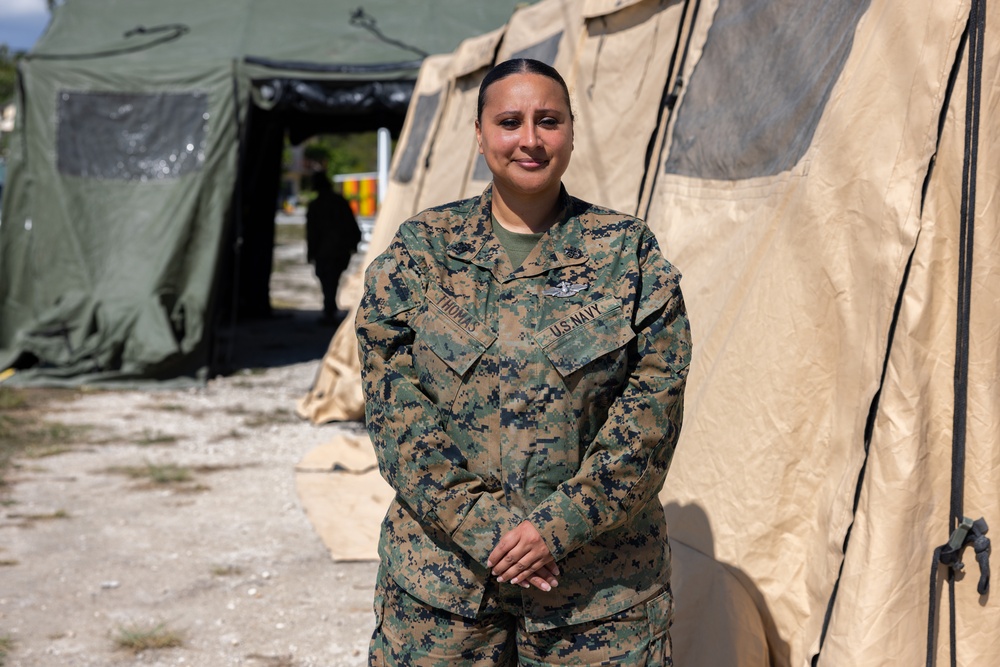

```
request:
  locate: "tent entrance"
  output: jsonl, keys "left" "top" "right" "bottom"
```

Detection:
{"left": 211, "top": 80, "right": 408, "bottom": 373}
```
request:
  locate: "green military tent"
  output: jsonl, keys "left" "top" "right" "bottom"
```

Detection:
{"left": 0, "top": 0, "right": 527, "bottom": 384}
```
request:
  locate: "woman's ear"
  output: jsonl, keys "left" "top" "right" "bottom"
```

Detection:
{"left": 475, "top": 119, "right": 483, "bottom": 154}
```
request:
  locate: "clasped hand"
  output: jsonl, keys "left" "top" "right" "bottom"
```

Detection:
{"left": 486, "top": 520, "right": 560, "bottom": 592}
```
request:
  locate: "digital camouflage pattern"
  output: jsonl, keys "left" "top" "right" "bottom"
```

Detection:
{"left": 369, "top": 565, "right": 674, "bottom": 666}
{"left": 357, "top": 184, "right": 690, "bottom": 632}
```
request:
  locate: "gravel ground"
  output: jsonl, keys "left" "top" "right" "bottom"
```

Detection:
{"left": 1, "top": 230, "right": 379, "bottom": 666}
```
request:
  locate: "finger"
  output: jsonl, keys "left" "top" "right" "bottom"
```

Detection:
{"left": 493, "top": 545, "right": 532, "bottom": 581}
{"left": 535, "top": 561, "right": 559, "bottom": 586}
{"left": 495, "top": 558, "right": 533, "bottom": 582}
{"left": 539, "top": 561, "right": 560, "bottom": 578}
{"left": 526, "top": 573, "right": 556, "bottom": 592}
{"left": 508, "top": 555, "right": 549, "bottom": 585}
{"left": 487, "top": 533, "right": 518, "bottom": 569}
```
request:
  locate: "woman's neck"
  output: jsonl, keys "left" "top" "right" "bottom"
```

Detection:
{"left": 492, "top": 184, "right": 562, "bottom": 234}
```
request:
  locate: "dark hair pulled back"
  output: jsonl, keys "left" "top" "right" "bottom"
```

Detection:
{"left": 476, "top": 58, "right": 573, "bottom": 121}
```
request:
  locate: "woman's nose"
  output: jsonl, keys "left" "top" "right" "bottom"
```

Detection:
{"left": 520, "top": 124, "right": 539, "bottom": 148}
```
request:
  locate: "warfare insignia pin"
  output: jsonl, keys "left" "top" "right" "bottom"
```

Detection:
{"left": 543, "top": 281, "right": 589, "bottom": 298}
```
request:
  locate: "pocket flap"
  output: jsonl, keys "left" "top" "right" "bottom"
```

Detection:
{"left": 535, "top": 297, "right": 635, "bottom": 377}
{"left": 416, "top": 288, "right": 496, "bottom": 376}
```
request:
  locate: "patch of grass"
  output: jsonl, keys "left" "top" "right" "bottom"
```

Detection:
{"left": 133, "top": 463, "right": 192, "bottom": 484}
{"left": 191, "top": 463, "right": 253, "bottom": 474}
{"left": 211, "top": 564, "right": 244, "bottom": 577}
{"left": 8, "top": 509, "right": 70, "bottom": 522}
{"left": 135, "top": 430, "right": 179, "bottom": 446}
{"left": 1, "top": 386, "right": 89, "bottom": 484}
{"left": 210, "top": 429, "right": 248, "bottom": 443}
{"left": 247, "top": 654, "right": 296, "bottom": 667}
{"left": 106, "top": 462, "right": 192, "bottom": 485}
{"left": 0, "top": 635, "right": 13, "bottom": 665}
{"left": 0, "top": 387, "right": 27, "bottom": 410}
{"left": 104, "top": 461, "right": 249, "bottom": 490}
{"left": 1, "top": 410, "right": 93, "bottom": 486}
{"left": 23, "top": 445, "right": 74, "bottom": 459}
{"left": 113, "top": 622, "right": 183, "bottom": 654}
{"left": 243, "top": 408, "right": 298, "bottom": 429}
{"left": 151, "top": 403, "right": 187, "bottom": 412}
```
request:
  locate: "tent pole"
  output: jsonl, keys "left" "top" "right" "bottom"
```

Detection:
{"left": 377, "top": 127, "right": 391, "bottom": 206}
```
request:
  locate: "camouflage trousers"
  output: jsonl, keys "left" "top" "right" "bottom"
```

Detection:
{"left": 368, "top": 566, "right": 673, "bottom": 666}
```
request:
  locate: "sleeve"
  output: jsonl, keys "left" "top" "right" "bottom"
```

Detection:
{"left": 527, "top": 227, "right": 692, "bottom": 561}
{"left": 356, "top": 232, "right": 523, "bottom": 566}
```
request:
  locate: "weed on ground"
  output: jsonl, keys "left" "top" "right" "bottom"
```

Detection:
{"left": 211, "top": 564, "right": 245, "bottom": 577}
{"left": 1, "top": 385, "right": 91, "bottom": 486}
{"left": 0, "top": 635, "right": 13, "bottom": 666}
{"left": 102, "top": 461, "right": 254, "bottom": 492}
{"left": 113, "top": 622, "right": 183, "bottom": 654}
{"left": 247, "top": 653, "right": 296, "bottom": 667}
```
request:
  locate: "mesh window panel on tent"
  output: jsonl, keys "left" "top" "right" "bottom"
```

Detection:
{"left": 393, "top": 90, "right": 443, "bottom": 184}
{"left": 57, "top": 91, "right": 209, "bottom": 181}
{"left": 664, "top": 0, "right": 870, "bottom": 180}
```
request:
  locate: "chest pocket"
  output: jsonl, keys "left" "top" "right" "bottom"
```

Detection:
{"left": 412, "top": 288, "right": 496, "bottom": 406}
{"left": 534, "top": 296, "right": 636, "bottom": 377}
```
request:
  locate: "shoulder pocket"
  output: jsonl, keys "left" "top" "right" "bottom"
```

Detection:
{"left": 534, "top": 296, "right": 636, "bottom": 377}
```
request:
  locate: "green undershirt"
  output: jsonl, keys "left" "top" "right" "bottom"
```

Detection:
{"left": 492, "top": 215, "right": 544, "bottom": 268}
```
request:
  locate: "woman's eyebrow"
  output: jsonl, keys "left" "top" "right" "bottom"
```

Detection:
{"left": 493, "top": 108, "right": 565, "bottom": 117}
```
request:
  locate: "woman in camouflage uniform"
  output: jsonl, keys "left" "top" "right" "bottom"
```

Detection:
{"left": 358, "top": 58, "right": 691, "bottom": 666}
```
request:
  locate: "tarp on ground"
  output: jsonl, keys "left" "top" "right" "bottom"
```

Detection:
{"left": 298, "top": 0, "right": 998, "bottom": 664}
{"left": 0, "top": 0, "right": 528, "bottom": 384}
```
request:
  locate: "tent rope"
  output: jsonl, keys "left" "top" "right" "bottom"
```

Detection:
{"left": 926, "top": 1, "right": 991, "bottom": 665}
{"left": 350, "top": 8, "right": 429, "bottom": 59}
{"left": 25, "top": 24, "right": 190, "bottom": 61}
{"left": 636, "top": 0, "right": 694, "bottom": 216}
{"left": 637, "top": 0, "right": 703, "bottom": 220}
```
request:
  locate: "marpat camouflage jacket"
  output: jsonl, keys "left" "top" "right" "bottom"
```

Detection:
{"left": 357, "top": 184, "right": 691, "bottom": 631}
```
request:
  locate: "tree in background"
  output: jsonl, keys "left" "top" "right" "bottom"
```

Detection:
{"left": 0, "top": 46, "right": 20, "bottom": 106}
{"left": 0, "top": 45, "right": 24, "bottom": 157}
{"left": 304, "top": 131, "right": 382, "bottom": 180}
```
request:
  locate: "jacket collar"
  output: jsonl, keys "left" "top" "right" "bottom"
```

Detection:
{"left": 445, "top": 183, "right": 589, "bottom": 282}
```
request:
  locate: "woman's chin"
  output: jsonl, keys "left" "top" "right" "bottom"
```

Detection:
{"left": 496, "top": 175, "right": 562, "bottom": 199}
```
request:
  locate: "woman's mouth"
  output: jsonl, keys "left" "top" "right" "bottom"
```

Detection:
{"left": 514, "top": 158, "right": 548, "bottom": 169}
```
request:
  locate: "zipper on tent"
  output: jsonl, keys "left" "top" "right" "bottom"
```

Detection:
{"left": 810, "top": 246, "right": 915, "bottom": 666}
{"left": 919, "top": 16, "right": 970, "bottom": 218}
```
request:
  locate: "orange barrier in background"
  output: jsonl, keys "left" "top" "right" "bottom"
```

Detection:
{"left": 335, "top": 172, "right": 378, "bottom": 217}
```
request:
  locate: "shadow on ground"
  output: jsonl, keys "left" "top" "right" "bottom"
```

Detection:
{"left": 224, "top": 307, "right": 343, "bottom": 371}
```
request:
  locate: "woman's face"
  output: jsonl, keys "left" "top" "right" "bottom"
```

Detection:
{"left": 476, "top": 72, "right": 573, "bottom": 201}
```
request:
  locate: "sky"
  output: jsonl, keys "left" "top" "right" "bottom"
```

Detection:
{"left": 0, "top": 0, "right": 50, "bottom": 52}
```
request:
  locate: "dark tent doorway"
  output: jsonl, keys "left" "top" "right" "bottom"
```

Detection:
{"left": 212, "top": 77, "right": 410, "bottom": 373}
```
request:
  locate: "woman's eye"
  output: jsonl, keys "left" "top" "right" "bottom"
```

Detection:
{"left": 539, "top": 117, "right": 558, "bottom": 127}
{"left": 500, "top": 118, "right": 520, "bottom": 129}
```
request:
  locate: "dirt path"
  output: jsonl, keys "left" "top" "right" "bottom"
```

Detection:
{"left": 1, "top": 230, "right": 379, "bottom": 666}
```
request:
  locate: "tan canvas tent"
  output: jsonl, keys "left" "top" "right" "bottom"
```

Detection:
{"left": 295, "top": 0, "right": 998, "bottom": 664}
